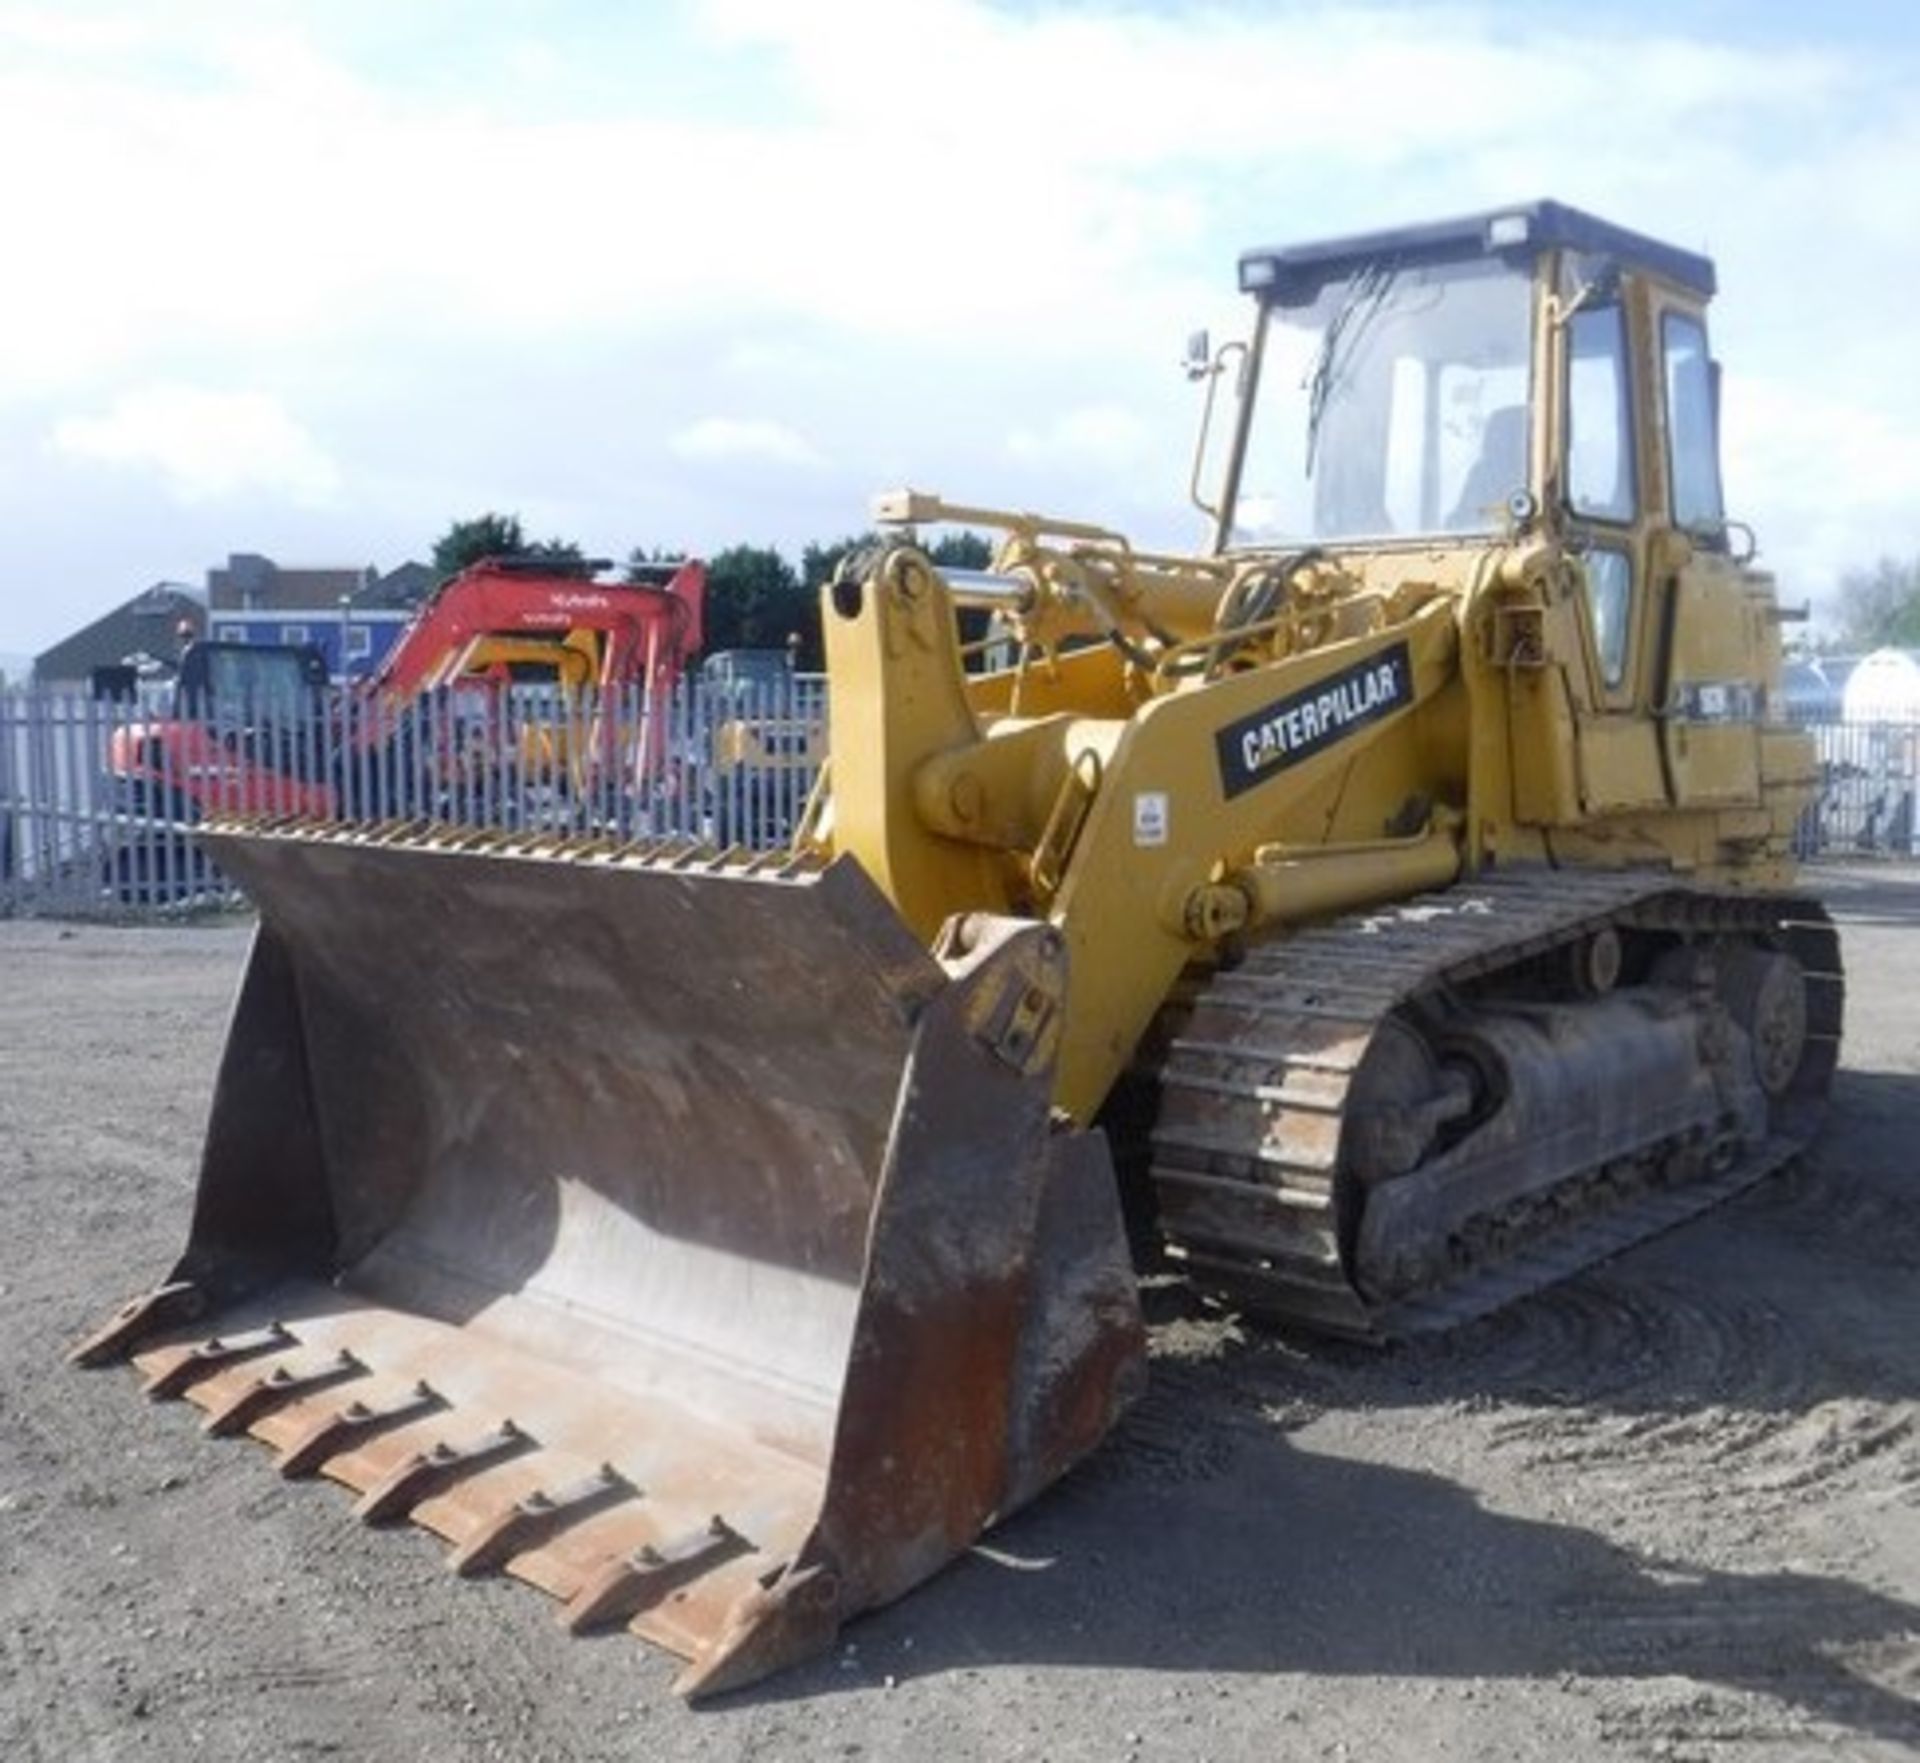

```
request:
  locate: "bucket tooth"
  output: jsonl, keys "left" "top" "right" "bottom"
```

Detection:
{"left": 354, "top": 1421, "right": 532, "bottom": 1525}
{"left": 141, "top": 1322, "right": 294, "bottom": 1401}
{"left": 446, "top": 1464, "right": 640, "bottom": 1579}
{"left": 561, "top": 1516, "right": 751, "bottom": 1634}
{"left": 69, "top": 1281, "right": 205, "bottom": 1367}
{"left": 275, "top": 1381, "right": 445, "bottom": 1479}
{"left": 201, "top": 1349, "right": 366, "bottom": 1437}
{"left": 674, "top": 1556, "right": 844, "bottom": 1702}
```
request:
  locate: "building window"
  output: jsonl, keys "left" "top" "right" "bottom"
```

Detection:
{"left": 215, "top": 624, "right": 246, "bottom": 642}
{"left": 345, "top": 625, "right": 372, "bottom": 660}
{"left": 280, "top": 624, "right": 310, "bottom": 646}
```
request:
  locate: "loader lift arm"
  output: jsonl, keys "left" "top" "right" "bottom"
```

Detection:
{"left": 822, "top": 537, "right": 1466, "bottom": 1119}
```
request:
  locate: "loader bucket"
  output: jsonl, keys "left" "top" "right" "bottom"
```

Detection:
{"left": 73, "top": 818, "right": 1144, "bottom": 1698}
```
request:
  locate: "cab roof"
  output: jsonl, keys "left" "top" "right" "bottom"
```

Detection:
{"left": 1239, "top": 199, "right": 1716, "bottom": 304}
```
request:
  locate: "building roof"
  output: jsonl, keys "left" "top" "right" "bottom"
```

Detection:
{"left": 33, "top": 584, "right": 206, "bottom": 686}
{"left": 207, "top": 552, "right": 372, "bottom": 612}
{"left": 34, "top": 553, "right": 436, "bottom": 686}
{"left": 204, "top": 552, "right": 436, "bottom": 613}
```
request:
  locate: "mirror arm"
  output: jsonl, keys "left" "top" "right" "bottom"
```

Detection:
{"left": 1188, "top": 340, "right": 1246, "bottom": 523}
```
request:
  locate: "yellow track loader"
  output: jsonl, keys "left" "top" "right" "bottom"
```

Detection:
{"left": 76, "top": 201, "right": 1841, "bottom": 1695}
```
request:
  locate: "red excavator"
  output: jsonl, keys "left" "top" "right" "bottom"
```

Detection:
{"left": 104, "top": 557, "right": 704, "bottom": 888}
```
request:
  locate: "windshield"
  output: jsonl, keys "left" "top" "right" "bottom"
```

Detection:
{"left": 703, "top": 651, "right": 793, "bottom": 702}
{"left": 194, "top": 648, "right": 319, "bottom": 724}
{"left": 1231, "top": 254, "right": 1534, "bottom": 546}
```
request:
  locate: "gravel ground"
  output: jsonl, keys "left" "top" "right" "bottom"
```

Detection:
{"left": 1, "top": 869, "right": 1915, "bottom": 1762}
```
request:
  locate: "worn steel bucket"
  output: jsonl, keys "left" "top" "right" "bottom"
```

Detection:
{"left": 73, "top": 817, "right": 1144, "bottom": 1697}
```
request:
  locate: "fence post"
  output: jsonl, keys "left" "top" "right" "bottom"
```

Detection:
{"left": 0, "top": 692, "right": 17, "bottom": 909}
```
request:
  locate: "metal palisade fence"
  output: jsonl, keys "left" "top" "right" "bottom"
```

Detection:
{"left": 0, "top": 674, "right": 825, "bottom": 919}
{"left": 5, "top": 682, "right": 1917, "bottom": 920}
{"left": 1794, "top": 714, "right": 1920, "bottom": 858}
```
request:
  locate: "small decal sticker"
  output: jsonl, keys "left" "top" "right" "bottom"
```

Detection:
{"left": 1214, "top": 641, "right": 1414, "bottom": 801}
{"left": 1133, "top": 791, "right": 1169, "bottom": 847}
{"left": 1670, "top": 680, "right": 1758, "bottom": 723}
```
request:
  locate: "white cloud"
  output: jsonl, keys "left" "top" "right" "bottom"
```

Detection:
{"left": 1725, "top": 375, "right": 1920, "bottom": 617}
{"left": 1007, "top": 404, "right": 1153, "bottom": 470}
{"left": 720, "top": 338, "right": 839, "bottom": 382}
{"left": 51, "top": 385, "right": 341, "bottom": 505}
{"left": 701, "top": 0, "right": 1846, "bottom": 171}
{"left": 669, "top": 417, "right": 825, "bottom": 469}
{"left": 2, "top": 0, "right": 1919, "bottom": 652}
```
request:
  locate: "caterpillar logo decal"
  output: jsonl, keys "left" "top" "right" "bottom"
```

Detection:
{"left": 1214, "top": 642, "right": 1413, "bottom": 800}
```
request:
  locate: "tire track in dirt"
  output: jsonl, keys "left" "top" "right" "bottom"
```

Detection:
{"left": 6, "top": 894, "right": 1920, "bottom": 1761}
{"left": 1384, "top": 1143, "right": 1920, "bottom": 1547}
{"left": 1562, "top": 1579, "right": 1920, "bottom": 1757}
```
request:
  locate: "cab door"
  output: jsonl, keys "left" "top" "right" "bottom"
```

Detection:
{"left": 1650, "top": 302, "right": 1762, "bottom": 807}
{"left": 1559, "top": 274, "right": 1667, "bottom": 812}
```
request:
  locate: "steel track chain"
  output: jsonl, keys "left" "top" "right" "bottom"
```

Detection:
{"left": 1147, "top": 869, "right": 1843, "bottom": 1341}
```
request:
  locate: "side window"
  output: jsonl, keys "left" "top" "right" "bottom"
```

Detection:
{"left": 1663, "top": 312, "right": 1725, "bottom": 532}
{"left": 1566, "top": 305, "right": 1635, "bottom": 523}
{"left": 1582, "top": 549, "right": 1634, "bottom": 688}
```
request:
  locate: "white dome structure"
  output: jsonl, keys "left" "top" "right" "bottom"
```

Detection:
{"left": 1814, "top": 648, "right": 1920, "bottom": 856}
{"left": 1841, "top": 648, "right": 1920, "bottom": 724}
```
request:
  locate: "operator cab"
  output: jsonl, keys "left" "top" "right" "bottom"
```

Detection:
{"left": 1216, "top": 200, "right": 1726, "bottom": 581}
{"left": 701, "top": 646, "right": 797, "bottom": 705}
{"left": 177, "top": 639, "right": 329, "bottom": 725}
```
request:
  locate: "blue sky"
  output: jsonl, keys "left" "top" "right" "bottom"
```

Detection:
{"left": 4, "top": 0, "right": 1918, "bottom": 658}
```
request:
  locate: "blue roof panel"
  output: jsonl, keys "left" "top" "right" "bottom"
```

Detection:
{"left": 1239, "top": 199, "right": 1716, "bottom": 302}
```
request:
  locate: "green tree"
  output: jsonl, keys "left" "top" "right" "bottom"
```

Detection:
{"left": 930, "top": 530, "right": 994, "bottom": 571}
{"left": 622, "top": 529, "right": 1001, "bottom": 670}
{"left": 528, "top": 536, "right": 589, "bottom": 573}
{"left": 432, "top": 513, "right": 523, "bottom": 578}
{"left": 800, "top": 533, "right": 873, "bottom": 593}
{"left": 623, "top": 545, "right": 688, "bottom": 580}
{"left": 704, "top": 544, "right": 818, "bottom": 665}
{"left": 799, "top": 528, "right": 996, "bottom": 591}
{"left": 431, "top": 514, "right": 587, "bottom": 580}
{"left": 1834, "top": 556, "right": 1920, "bottom": 651}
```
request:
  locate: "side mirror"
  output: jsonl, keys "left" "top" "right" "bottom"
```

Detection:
{"left": 1182, "top": 329, "right": 1212, "bottom": 382}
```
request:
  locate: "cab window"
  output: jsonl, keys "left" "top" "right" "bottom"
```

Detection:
{"left": 1583, "top": 548, "right": 1634, "bottom": 688}
{"left": 1663, "top": 312, "right": 1725, "bottom": 532}
{"left": 1566, "top": 304, "right": 1636, "bottom": 524}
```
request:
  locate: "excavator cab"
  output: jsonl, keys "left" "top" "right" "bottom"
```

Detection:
{"left": 110, "top": 638, "right": 335, "bottom": 819}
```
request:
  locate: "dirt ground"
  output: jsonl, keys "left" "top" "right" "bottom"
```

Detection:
{"left": 2, "top": 870, "right": 1916, "bottom": 1762}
